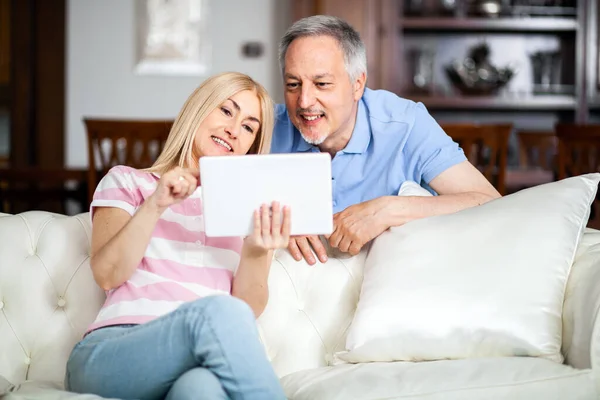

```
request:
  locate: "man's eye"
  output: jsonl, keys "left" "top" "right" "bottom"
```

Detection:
{"left": 221, "top": 107, "right": 232, "bottom": 116}
{"left": 316, "top": 82, "right": 330, "bottom": 87}
{"left": 286, "top": 83, "right": 299, "bottom": 89}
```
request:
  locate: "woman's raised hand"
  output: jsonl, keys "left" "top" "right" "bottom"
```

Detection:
{"left": 244, "top": 201, "right": 291, "bottom": 255}
{"left": 149, "top": 167, "right": 199, "bottom": 211}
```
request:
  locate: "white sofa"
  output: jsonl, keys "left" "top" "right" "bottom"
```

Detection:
{"left": 1, "top": 211, "right": 600, "bottom": 399}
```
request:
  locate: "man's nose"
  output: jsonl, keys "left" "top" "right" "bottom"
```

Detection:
{"left": 298, "top": 86, "right": 316, "bottom": 109}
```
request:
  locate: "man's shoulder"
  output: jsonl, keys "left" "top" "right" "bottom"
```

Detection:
{"left": 274, "top": 103, "right": 290, "bottom": 123}
{"left": 271, "top": 103, "right": 297, "bottom": 153}
{"left": 362, "top": 88, "right": 423, "bottom": 125}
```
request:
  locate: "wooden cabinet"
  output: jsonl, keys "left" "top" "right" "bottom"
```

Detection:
{"left": 6, "top": 0, "right": 65, "bottom": 168}
{"left": 0, "top": 0, "right": 8, "bottom": 85}
{"left": 292, "top": 0, "right": 600, "bottom": 124}
{"left": 0, "top": 0, "right": 9, "bottom": 107}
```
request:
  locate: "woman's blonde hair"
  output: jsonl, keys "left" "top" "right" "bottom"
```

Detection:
{"left": 147, "top": 72, "right": 274, "bottom": 174}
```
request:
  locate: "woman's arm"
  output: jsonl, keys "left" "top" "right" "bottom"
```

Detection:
{"left": 90, "top": 201, "right": 164, "bottom": 290}
{"left": 232, "top": 202, "right": 291, "bottom": 317}
{"left": 231, "top": 249, "right": 273, "bottom": 318}
{"left": 90, "top": 167, "right": 199, "bottom": 291}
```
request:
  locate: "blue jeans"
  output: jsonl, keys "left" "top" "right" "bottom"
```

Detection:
{"left": 65, "top": 295, "right": 286, "bottom": 400}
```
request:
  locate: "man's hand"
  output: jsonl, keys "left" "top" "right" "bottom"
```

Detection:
{"left": 328, "top": 197, "right": 390, "bottom": 256}
{"left": 288, "top": 236, "right": 328, "bottom": 265}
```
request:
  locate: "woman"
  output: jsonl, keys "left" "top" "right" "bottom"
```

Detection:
{"left": 65, "top": 72, "right": 289, "bottom": 400}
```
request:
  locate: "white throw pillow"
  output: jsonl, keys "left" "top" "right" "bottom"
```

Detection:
{"left": 337, "top": 174, "right": 600, "bottom": 363}
{"left": 397, "top": 181, "right": 434, "bottom": 198}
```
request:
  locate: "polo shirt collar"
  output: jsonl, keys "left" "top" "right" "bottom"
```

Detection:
{"left": 341, "top": 99, "right": 370, "bottom": 154}
{"left": 296, "top": 134, "right": 313, "bottom": 152}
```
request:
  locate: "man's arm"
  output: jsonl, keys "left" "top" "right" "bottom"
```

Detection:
{"left": 328, "top": 160, "right": 500, "bottom": 255}
{"left": 379, "top": 160, "right": 500, "bottom": 226}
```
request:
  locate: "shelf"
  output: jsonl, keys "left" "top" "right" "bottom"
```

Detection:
{"left": 401, "top": 17, "right": 578, "bottom": 33}
{"left": 588, "top": 100, "right": 600, "bottom": 110}
{"left": 406, "top": 94, "right": 577, "bottom": 110}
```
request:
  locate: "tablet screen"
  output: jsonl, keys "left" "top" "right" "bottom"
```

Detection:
{"left": 200, "top": 153, "right": 333, "bottom": 237}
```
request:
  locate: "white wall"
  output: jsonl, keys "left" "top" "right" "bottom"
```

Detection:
{"left": 66, "top": 0, "right": 290, "bottom": 168}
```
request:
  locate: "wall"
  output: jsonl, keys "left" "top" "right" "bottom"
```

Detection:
{"left": 66, "top": 0, "right": 290, "bottom": 168}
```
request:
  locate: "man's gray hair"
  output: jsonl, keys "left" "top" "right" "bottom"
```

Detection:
{"left": 278, "top": 15, "right": 367, "bottom": 82}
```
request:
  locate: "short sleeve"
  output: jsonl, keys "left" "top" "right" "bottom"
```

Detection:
{"left": 90, "top": 166, "right": 144, "bottom": 217}
{"left": 403, "top": 102, "right": 467, "bottom": 184}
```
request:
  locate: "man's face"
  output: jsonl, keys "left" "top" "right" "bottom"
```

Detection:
{"left": 283, "top": 35, "right": 364, "bottom": 145}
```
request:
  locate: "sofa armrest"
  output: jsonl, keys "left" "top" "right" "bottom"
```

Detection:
{"left": 562, "top": 228, "right": 600, "bottom": 376}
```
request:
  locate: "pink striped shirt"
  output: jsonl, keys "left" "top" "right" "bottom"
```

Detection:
{"left": 86, "top": 165, "right": 243, "bottom": 333}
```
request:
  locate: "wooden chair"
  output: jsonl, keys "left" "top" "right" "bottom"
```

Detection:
{"left": 518, "top": 131, "right": 558, "bottom": 171}
{"left": 504, "top": 131, "right": 557, "bottom": 193}
{"left": 442, "top": 123, "right": 512, "bottom": 195}
{"left": 84, "top": 118, "right": 173, "bottom": 204}
{"left": 554, "top": 124, "right": 600, "bottom": 229}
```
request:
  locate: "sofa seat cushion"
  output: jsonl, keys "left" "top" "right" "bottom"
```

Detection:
{"left": 5, "top": 381, "right": 117, "bottom": 399}
{"left": 281, "top": 357, "right": 597, "bottom": 400}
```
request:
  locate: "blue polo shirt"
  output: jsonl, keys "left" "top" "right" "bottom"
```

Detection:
{"left": 270, "top": 88, "right": 466, "bottom": 213}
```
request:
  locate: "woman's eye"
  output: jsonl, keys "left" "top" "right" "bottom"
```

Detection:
{"left": 243, "top": 125, "right": 254, "bottom": 134}
{"left": 221, "top": 107, "right": 232, "bottom": 116}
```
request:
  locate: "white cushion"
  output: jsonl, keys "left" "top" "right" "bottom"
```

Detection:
{"left": 282, "top": 357, "right": 596, "bottom": 400}
{"left": 338, "top": 174, "right": 600, "bottom": 363}
{"left": 397, "top": 180, "right": 434, "bottom": 198}
{"left": 5, "top": 381, "right": 116, "bottom": 399}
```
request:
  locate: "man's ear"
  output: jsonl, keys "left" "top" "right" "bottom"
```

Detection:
{"left": 353, "top": 72, "right": 367, "bottom": 101}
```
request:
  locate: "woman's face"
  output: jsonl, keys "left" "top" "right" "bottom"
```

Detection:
{"left": 193, "top": 90, "right": 261, "bottom": 160}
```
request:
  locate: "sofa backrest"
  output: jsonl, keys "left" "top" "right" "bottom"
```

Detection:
{"left": 257, "top": 243, "right": 368, "bottom": 378}
{"left": 0, "top": 212, "right": 105, "bottom": 385}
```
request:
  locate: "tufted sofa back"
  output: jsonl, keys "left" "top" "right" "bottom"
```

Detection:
{"left": 0, "top": 211, "right": 368, "bottom": 385}
{"left": 256, "top": 242, "right": 368, "bottom": 378}
{"left": 0, "top": 212, "right": 105, "bottom": 385}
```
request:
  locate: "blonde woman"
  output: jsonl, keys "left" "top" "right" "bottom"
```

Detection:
{"left": 65, "top": 72, "right": 288, "bottom": 400}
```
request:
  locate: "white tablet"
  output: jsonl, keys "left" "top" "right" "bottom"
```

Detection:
{"left": 199, "top": 153, "right": 333, "bottom": 237}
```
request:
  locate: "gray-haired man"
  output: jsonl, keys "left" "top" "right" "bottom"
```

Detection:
{"left": 271, "top": 16, "right": 500, "bottom": 264}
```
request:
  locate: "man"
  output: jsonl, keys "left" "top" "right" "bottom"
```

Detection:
{"left": 271, "top": 15, "right": 500, "bottom": 265}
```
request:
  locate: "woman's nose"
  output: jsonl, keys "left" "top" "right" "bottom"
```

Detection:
{"left": 225, "top": 122, "right": 240, "bottom": 138}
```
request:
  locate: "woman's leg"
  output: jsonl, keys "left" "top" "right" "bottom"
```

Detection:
{"left": 165, "top": 368, "right": 228, "bottom": 400}
{"left": 66, "top": 295, "right": 284, "bottom": 400}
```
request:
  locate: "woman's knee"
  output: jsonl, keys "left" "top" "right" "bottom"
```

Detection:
{"left": 166, "top": 368, "right": 227, "bottom": 400}
{"left": 188, "top": 295, "right": 255, "bottom": 322}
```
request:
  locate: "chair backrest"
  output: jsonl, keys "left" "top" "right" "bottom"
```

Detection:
{"left": 555, "top": 124, "right": 600, "bottom": 179}
{"left": 517, "top": 131, "right": 557, "bottom": 170}
{"left": 555, "top": 124, "right": 600, "bottom": 229}
{"left": 441, "top": 123, "right": 512, "bottom": 195}
{"left": 84, "top": 118, "right": 173, "bottom": 203}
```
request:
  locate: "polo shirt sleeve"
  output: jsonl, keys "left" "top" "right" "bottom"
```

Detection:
{"left": 403, "top": 102, "right": 467, "bottom": 184}
{"left": 90, "top": 166, "right": 144, "bottom": 218}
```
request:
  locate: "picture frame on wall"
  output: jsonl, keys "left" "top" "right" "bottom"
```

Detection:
{"left": 134, "top": 0, "right": 210, "bottom": 76}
